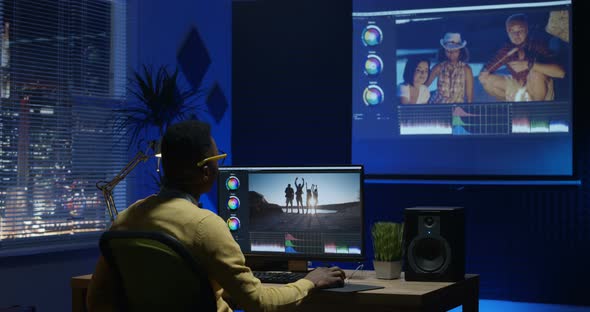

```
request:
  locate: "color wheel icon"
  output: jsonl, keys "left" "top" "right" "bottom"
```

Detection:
{"left": 363, "top": 85, "right": 384, "bottom": 106}
{"left": 362, "top": 25, "right": 383, "bottom": 46}
{"left": 227, "top": 217, "right": 241, "bottom": 231}
{"left": 227, "top": 196, "right": 240, "bottom": 210}
{"left": 226, "top": 176, "right": 240, "bottom": 190}
{"left": 365, "top": 54, "right": 383, "bottom": 76}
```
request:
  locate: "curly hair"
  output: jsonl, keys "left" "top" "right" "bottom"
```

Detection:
{"left": 161, "top": 120, "right": 212, "bottom": 184}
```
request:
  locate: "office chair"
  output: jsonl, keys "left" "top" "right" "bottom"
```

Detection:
{"left": 99, "top": 230, "right": 217, "bottom": 312}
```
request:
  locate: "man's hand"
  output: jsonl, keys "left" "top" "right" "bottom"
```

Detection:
{"left": 508, "top": 60, "right": 530, "bottom": 73}
{"left": 303, "top": 266, "right": 346, "bottom": 289}
{"left": 478, "top": 71, "right": 490, "bottom": 84}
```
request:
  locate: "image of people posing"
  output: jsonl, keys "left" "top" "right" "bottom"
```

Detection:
{"left": 426, "top": 32, "right": 474, "bottom": 104}
{"left": 398, "top": 56, "right": 431, "bottom": 104}
{"left": 247, "top": 173, "right": 362, "bottom": 232}
{"left": 389, "top": 8, "right": 570, "bottom": 104}
{"left": 478, "top": 13, "right": 565, "bottom": 101}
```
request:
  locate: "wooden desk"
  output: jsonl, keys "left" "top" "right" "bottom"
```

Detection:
{"left": 299, "top": 271, "right": 479, "bottom": 312}
{"left": 71, "top": 271, "right": 479, "bottom": 312}
{"left": 71, "top": 274, "right": 92, "bottom": 312}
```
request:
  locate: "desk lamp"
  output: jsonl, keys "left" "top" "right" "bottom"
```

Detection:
{"left": 96, "top": 140, "right": 160, "bottom": 222}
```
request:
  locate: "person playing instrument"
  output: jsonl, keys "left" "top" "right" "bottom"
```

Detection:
{"left": 478, "top": 13, "right": 565, "bottom": 101}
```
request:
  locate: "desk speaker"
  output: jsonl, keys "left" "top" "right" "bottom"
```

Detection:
{"left": 403, "top": 207, "right": 465, "bottom": 282}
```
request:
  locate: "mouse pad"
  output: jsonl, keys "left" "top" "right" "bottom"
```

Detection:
{"left": 320, "top": 283, "right": 385, "bottom": 292}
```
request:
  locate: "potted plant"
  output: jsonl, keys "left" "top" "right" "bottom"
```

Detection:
{"left": 113, "top": 65, "right": 209, "bottom": 186}
{"left": 115, "top": 64, "right": 208, "bottom": 151}
{"left": 372, "top": 221, "right": 404, "bottom": 279}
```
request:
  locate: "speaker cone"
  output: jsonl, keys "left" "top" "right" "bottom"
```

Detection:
{"left": 408, "top": 236, "right": 451, "bottom": 273}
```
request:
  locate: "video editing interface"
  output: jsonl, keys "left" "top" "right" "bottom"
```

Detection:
{"left": 217, "top": 166, "right": 364, "bottom": 260}
{"left": 352, "top": 1, "right": 573, "bottom": 176}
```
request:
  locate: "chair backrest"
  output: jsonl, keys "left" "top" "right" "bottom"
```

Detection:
{"left": 99, "top": 230, "right": 217, "bottom": 312}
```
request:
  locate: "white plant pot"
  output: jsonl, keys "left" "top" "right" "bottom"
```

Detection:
{"left": 373, "top": 260, "right": 402, "bottom": 280}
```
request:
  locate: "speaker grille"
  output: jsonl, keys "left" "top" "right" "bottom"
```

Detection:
{"left": 408, "top": 235, "right": 452, "bottom": 273}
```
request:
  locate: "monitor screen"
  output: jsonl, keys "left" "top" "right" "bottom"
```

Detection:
{"left": 352, "top": 0, "right": 573, "bottom": 179}
{"left": 217, "top": 166, "right": 365, "bottom": 261}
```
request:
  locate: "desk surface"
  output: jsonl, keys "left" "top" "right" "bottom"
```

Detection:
{"left": 72, "top": 270, "right": 479, "bottom": 312}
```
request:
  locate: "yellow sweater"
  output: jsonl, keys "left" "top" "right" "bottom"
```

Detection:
{"left": 86, "top": 195, "right": 314, "bottom": 312}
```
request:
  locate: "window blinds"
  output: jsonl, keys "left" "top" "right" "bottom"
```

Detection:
{"left": 0, "top": 0, "right": 127, "bottom": 255}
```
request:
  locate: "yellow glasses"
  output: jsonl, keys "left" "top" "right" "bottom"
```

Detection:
{"left": 196, "top": 153, "right": 227, "bottom": 167}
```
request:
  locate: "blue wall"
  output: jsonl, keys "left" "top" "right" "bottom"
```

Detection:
{"left": 1, "top": 0, "right": 588, "bottom": 311}
{"left": 232, "top": 0, "right": 590, "bottom": 307}
{"left": 126, "top": 0, "right": 232, "bottom": 210}
{"left": 0, "top": 1, "right": 231, "bottom": 311}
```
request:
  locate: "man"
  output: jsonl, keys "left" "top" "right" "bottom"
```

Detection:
{"left": 284, "top": 183, "right": 294, "bottom": 213}
{"left": 478, "top": 13, "right": 565, "bottom": 101}
{"left": 294, "top": 177, "right": 304, "bottom": 214}
{"left": 87, "top": 120, "right": 345, "bottom": 312}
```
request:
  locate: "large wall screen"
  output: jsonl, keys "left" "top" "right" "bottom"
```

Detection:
{"left": 352, "top": 1, "right": 573, "bottom": 178}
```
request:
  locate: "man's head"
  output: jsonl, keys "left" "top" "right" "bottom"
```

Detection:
{"left": 161, "top": 120, "right": 222, "bottom": 195}
{"left": 506, "top": 13, "right": 529, "bottom": 46}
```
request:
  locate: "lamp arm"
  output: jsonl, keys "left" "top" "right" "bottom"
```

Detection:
{"left": 97, "top": 150, "right": 151, "bottom": 222}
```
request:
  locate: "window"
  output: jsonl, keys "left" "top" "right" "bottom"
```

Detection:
{"left": 0, "top": 0, "right": 127, "bottom": 255}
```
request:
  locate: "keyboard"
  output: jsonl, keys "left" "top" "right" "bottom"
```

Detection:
{"left": 253, "top": 271, "right": 308, "bottom": 284}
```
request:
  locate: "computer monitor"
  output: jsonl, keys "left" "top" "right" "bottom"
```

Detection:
{"left": 217, "top": 165, "right": 365, "bottom": 269}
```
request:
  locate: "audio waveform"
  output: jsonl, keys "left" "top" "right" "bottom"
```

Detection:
{"left": 285, "top": 233, "right": 301, "bottom": 253}
{"left": 285, "top": 233, "right": 302, "bottom": 241}
{"left": 324, "top": 242, "right": 362, "bottom": 254}
{"left": 511, "top": 102, "right": 570, "bottom": 134}
{"left": 399, "top": 121, "right": 452, "bottom": 135}
{"left": 323, "top": 233, "right": 363, "bottom": 255}
{"left": 549, "top": 122, "right": 570, "bottom": 132}
{"left": 451, "top": 116, "right": 474, "bottom": 135}
{"left": 512, "top": 118, "right": 569, "bottom": 133}
{"left": 452, "top": 115, "right": 475, "bottom": 135}
{"left": 450, "top": 104, "right": 511, "bottom": 135}
{"left": 250, "top": 232, "right": 287, "bottom": 252}
{"left": 398, "top": 105, "right": 453, "bottom": 135}
{"left": 452, "top": 106, "right": 478, "bottom": 117}
{"left": 348, "top": 246, "right": 362, "bottom": 254}
{"left": 452, "top": 126, "right": 470, "bottom": 135}
{"left": 452, "top": 116, "right": 467, "bottom": 126}
{"left": 251, "top": 242, "right": 285, "bottom": 252}
{"left": 397, "top": 102, "right": 570, "bottom": 136}
{"left": 283, "top": 232, "right": 324, "bottom": 254}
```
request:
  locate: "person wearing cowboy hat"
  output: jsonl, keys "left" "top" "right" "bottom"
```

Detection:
{"left": 424, "top": 32, "right": 474, "bottom": 104}
{"left": 478, "top": 13, "right": 565, "bottom": 101}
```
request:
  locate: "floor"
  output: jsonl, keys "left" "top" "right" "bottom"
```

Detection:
{"left": 234, "top": 300, "right": 590, "bottom": 312}
{"left": 449, "top": 300, "right": 590, "bottom": 311}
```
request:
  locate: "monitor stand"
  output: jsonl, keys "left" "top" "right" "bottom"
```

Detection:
{"left": 287, "top": 260, "right": 308, "bottom": 272}
{"left": 246, "top": 257, "right": 309, "bottom": 272}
